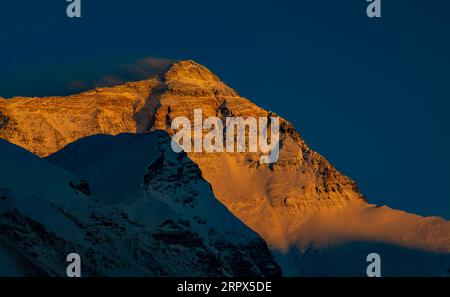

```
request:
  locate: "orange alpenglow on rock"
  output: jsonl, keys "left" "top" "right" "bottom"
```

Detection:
{"left": 0, "top": 60, "right": 449, "bottom": 276}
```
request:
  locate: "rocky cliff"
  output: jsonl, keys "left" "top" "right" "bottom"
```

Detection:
{"left": 1, "top": 60, "right": 449, "bottom": 275}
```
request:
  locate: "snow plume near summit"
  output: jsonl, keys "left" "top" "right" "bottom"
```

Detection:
{"left": 68, "top": 56, "right": 176, "bottom": 94}
{"left": 2, "top": 56, "right": 176, "bottom": 98}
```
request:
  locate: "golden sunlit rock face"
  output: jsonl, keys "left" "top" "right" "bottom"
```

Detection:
{"left": 1, "top": 60, "right": 449, "bottom": 258}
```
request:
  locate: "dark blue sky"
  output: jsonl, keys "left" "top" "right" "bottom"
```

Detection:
{"left": 1, "top": 0, "right": 449, "bottom": 218}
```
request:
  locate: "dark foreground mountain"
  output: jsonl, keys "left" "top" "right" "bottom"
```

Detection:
{"left": 0, "top": 133, "right": 280, "bottom": 276}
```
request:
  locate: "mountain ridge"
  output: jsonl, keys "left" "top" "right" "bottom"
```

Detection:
{"left": 1, "top": 60, "right": 449, "bottom": 275}
{"left": 0, "top": 132, "right": 281, "bottom": 276}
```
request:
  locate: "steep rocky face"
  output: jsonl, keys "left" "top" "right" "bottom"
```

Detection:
{"left": 148, "top": 61, "right": 365, "bottom": 250}
{"left": 0, "top": 61, "right": 363, "bottom": 249}
{"left": 0, "top": 79, "right": 160, "bottom": 157}
{"left": 1, "top": 60, "right": 449, "bottom": 275}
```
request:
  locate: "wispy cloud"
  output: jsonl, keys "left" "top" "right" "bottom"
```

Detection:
{"left": 67, "top": 56, "right": 176, "bottom": 93}
{"left": 124, "top": 57, "right": 175, "bottom": 79}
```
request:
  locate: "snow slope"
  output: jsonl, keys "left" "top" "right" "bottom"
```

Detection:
{"left": 0, "top": 136, "right": 280, "bottom": 276}
{"left": 274, "top": 200, "right": 450, "bottom": 276}
{"left": 47, "top": 131, "right": 272, "bottom": 246}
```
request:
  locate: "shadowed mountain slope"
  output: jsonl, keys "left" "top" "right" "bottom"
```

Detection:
{"left": 0, "top": 133, "right": 280, "bottom": 276}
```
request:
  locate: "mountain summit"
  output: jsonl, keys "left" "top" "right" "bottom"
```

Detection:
{"left": 0, "top": 60, "right": 449, "bottom": 275}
